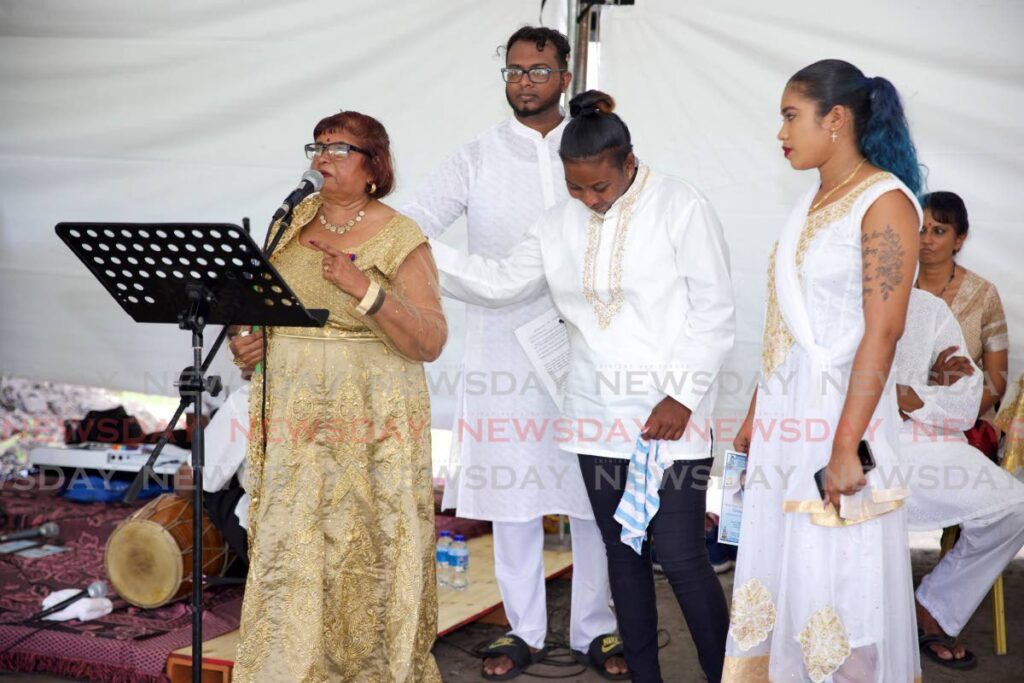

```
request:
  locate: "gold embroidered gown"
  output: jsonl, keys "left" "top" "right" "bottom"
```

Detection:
{"left": 234, "top": 196, "right": 442, "bottom": 682}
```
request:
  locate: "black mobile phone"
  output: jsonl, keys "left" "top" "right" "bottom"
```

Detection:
{"left": 814, "top": 440, "right": 876, "bottom": 499}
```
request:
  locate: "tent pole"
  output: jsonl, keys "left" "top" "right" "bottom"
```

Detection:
{"left": 569, "top": 1, "right": 593, "bottom": 97}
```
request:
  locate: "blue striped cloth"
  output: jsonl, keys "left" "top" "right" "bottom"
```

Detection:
{"left": 613, "top": 436, "right": 669, "bottom": 554}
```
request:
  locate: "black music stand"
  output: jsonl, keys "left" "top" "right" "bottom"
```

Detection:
{"left": 56, "top": 221, "right": 327, "bottom": 682}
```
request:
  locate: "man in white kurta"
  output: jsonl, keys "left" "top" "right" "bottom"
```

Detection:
{"left": 894, "top": 289, "right": 1024, "bottom": 664}
{"left": 400, "top": 28, "right": 616, "bottom": 674}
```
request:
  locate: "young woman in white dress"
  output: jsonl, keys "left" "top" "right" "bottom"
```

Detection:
{"left": 726, "top": 60, "right": 924, "bottom": 682}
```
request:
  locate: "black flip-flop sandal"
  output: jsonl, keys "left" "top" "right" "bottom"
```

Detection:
{"left": 480, "top": 634, "right": 545, "bottom": 681}
{"left": 918, "top": 630, "right": 978, "bottom": 670}
{"left": 572, "top": 634, "right": 630, "bottom": 681}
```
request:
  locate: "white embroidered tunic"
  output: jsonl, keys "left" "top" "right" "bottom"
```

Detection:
{"left": 432, "top": 164, "right": 735, "bottom": 461}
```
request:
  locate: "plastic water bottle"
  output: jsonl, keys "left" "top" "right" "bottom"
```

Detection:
{"left": 449, "top": 534, "right": 469, "bottom": 591}
{"left": 435, "top": 531, "right": 453, "bottom": 588}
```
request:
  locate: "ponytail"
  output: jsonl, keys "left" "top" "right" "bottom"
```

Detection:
{"left": 859, "top": 76, "right": 922, "bottom": 195}
{"left": 789, "top": 60, "right": 924, "bottom": 195}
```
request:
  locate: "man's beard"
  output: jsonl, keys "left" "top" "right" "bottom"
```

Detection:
{"left": 506, "top": 89, "right": 562, "bottom": 118}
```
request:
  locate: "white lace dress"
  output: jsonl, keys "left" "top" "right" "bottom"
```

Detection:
{"left": 724, "top": 173, "right": 921, "bottom": 683}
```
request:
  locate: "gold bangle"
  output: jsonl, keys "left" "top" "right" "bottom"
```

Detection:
{"left": 355, "top": 281, "right": 381, "bottom": 316}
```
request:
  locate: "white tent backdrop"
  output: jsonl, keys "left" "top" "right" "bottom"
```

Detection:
{"left": 0, "top": 0, "right": 553, "bottom": 421}
{"left": 600, "top": 0, "right": 1023, "bottom": 437}
{"left": 1, "top": 0, "right": 1021, "bottom": 435}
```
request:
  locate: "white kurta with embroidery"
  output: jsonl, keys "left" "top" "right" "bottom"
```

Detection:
{"left": 431, "top": 164, "right": 735, "bottom": 462}
{"left": 401, "top": 117, "right": 593, "bottom": 521}
{"left": 724, "top": 173, "right": 921, "bottom": 683}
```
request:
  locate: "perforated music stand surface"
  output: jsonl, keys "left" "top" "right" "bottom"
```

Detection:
{"left": 55, "top": 222, "right": 327, "bottom": 327}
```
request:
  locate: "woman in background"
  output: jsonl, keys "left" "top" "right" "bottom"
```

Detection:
{"left": 916, "top": 191, "right": 1008, "bottom": 456}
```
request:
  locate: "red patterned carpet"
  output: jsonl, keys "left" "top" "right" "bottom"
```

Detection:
{"left": 0, "top": 476, "right": 242, "bottom": 682}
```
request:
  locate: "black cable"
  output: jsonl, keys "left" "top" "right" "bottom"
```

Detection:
{"left": 0, "top": 623, "right": 50, "bottom": 656}
{"left": 0, "top": 601, "right": 125, "bottom": 656}
{"left": 256, "top": 211, "right": 288, "bottom": 481}
{"left": 259, "top": 325, "right": 268, "bottom": 468}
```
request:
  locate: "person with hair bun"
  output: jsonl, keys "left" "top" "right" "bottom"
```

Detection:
{"left": 432, "top": 89, "right": 736, "bottom": 682}
{"left": 726, "top": 60, "right": 923, "bottom": 681}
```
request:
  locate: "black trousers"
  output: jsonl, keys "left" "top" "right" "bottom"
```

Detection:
{"left": 578, "top": 455, "right": 728, "bottom": 683}
{"left": 204, "top": 481, "right": 249, "bottom": 577}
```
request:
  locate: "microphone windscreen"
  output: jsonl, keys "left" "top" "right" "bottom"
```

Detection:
{"left": 301, "top": 169, "right": 324, "bottom": 192}
{"left": 40, "top": 522, "right": 60, "bottom": 538}
{"left": 87, "top": 581, "right": 108, "bottom": 599}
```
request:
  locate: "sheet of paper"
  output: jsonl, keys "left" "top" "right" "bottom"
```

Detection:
{"left": 718, "top": 450, "right": 748, "bottom": 546}
{"left": 0, "top": 539, "right": 39, "bottom": 554}
{"left": 514, "top": 307, "right": 570, "bottom": 412}
{"left": 16, "top": 544, "right": 70, "bottom": 559}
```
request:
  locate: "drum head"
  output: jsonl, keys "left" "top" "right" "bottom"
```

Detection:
{"left": 105, "top": 518, "right": 184, "bottom": 608}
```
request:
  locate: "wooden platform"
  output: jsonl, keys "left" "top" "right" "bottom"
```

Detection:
{"left": 438, "top": 533, "right": 573, "bottom": 635}
{"left": 167, "top": 534, "right": 574, "bottom": 681}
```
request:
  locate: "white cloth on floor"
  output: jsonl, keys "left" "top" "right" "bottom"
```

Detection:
{"left": 40, "top": 589, "right": 113, "bottom": 622}
{"left": 401, "top": 116, "right": 593, "bottom": 522}
{"left": 614, "top": 437, "right": 668, "bottom": 553}
{"left": 894, "top": 288, "right": 1024, "bottom": 636}
{"left": 492, "top": 516, "right": 616, "bottom": 651}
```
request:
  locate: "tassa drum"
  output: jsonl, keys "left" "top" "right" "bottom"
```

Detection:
{"left": 104, "top": 493, "right": 229, "bottom": 608}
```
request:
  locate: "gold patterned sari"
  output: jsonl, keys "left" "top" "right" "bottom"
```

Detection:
{"left": 234, "top": 196, "right": 441, "bottom": 682}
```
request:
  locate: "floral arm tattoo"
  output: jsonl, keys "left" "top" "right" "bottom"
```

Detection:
{"left": 862, "top": 225, "right": 905, "bottom": 301}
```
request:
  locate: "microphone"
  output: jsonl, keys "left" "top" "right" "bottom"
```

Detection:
{"left": 31, "top": 581, "right": 108, "bottom": 621}
{"left": 0, "top": 521, "right": 60, "bottom": 544}
{"left": 271, "top": 170, "right": 324, "bottom": 222}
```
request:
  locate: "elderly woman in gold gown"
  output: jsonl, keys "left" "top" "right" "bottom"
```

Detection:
{"left": 229, "top": 111, "right": 447, "bottom": 682}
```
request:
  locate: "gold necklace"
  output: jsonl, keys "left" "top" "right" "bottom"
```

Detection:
{"left": 810, "top": 158, "right": 867, "bottom": 213}
{"left": 915, "top": 263, "right": 957, "bottom": 299}
{"left": 319, "top": 209, "right": 365, "bottom": 234}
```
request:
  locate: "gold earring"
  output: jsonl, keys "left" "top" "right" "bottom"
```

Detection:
{"left": 830, "top": 130, "right": 838, "bottom": 143}
{"left": 367, "top": 182, "right": 377, "bottom": 195}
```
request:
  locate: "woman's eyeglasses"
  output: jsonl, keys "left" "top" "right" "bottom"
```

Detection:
{"left": 304, "top": 142, "right": 372, "bottom": 160}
